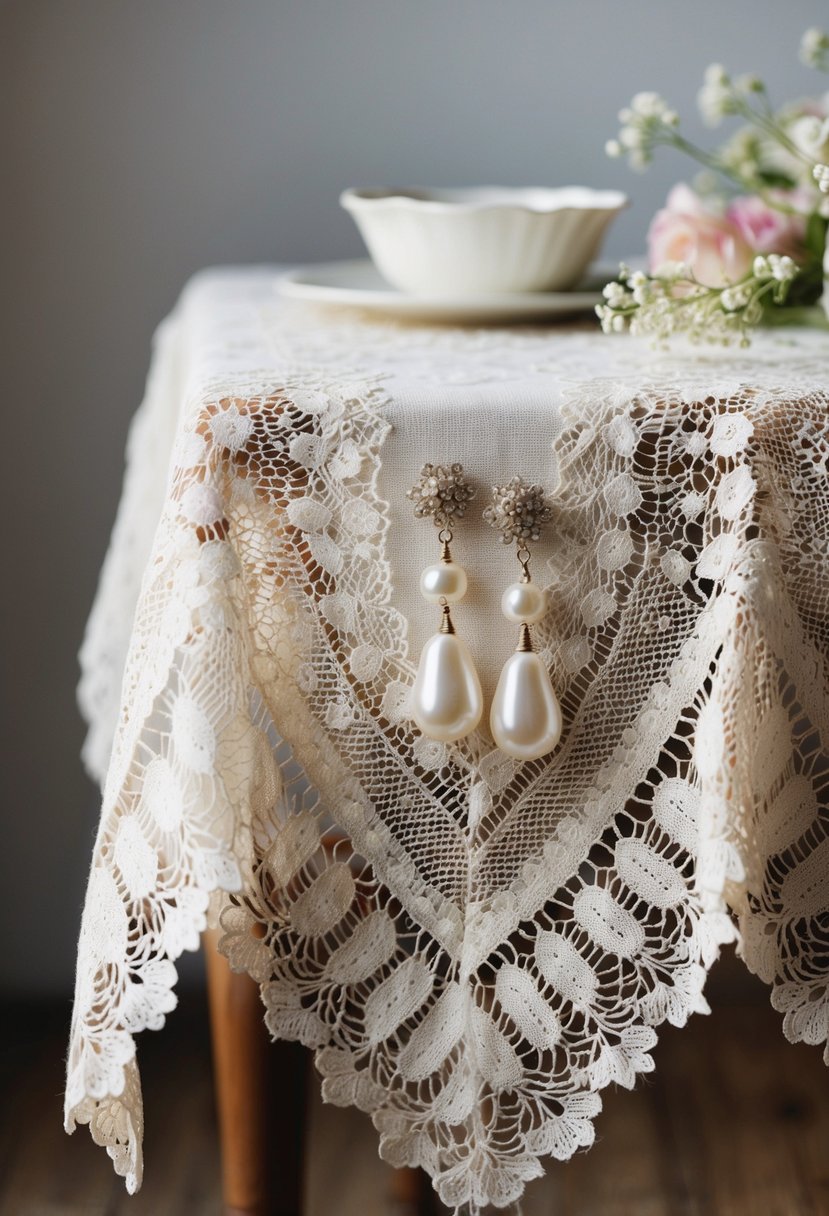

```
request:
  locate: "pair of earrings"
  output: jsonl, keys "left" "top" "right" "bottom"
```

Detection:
{"left": 407, "top": 463, "right": 563, "bottom": 762}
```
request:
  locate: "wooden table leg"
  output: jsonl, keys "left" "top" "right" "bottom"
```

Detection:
{"left": 205, "top": 927, "right": 308, "bottom": 1216}
{"left": 205, "top": 927, "right": 270, "bottom": 1216}
{"left": 205, "top": 929, "right": 427, "bottom": 1216}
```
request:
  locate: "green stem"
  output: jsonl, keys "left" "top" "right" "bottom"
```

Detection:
{"left": 734, "top": 96, "right": 816, "bottom": 169}
{"left": 661, "top": 132, "right": 762, "bottom": 196}
{"left": 667, "top": 132, "right": 729, "bottom": 174}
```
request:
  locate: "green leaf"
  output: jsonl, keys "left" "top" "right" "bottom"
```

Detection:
{"left": 804, "top": 211, "right": 828, "bottom": 261}
{"left": 761, "top": 304, "right": 829, "bottom": 329}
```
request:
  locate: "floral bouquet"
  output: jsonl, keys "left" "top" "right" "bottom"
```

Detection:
{"left": 597, "top": 28, "right": 829, "bottom": 344}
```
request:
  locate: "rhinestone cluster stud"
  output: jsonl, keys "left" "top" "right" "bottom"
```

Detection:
{"left": 483, "top": 476, "right": 553, "bottom": 544}
{"left": 407, "top": 462, "right": 476, "bottom": 528}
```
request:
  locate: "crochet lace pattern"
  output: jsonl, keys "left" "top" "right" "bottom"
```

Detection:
{"left": 66, "top": 271, "right": 829, "bottom": 1212}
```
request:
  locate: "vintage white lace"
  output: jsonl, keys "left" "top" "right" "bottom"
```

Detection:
{"left": 66, "top": 267, "right": 829, "bottom": 1213}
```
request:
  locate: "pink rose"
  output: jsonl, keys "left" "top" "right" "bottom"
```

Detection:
{"left": 727, "top": 192, "right": 807, "bottom": 257}
{"left": 647, "top": 184, "right": 753, "bottom": 286}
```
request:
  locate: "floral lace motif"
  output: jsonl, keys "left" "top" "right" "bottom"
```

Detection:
{"left": 67, "top": 272, "right": 829, "bottom": 1211}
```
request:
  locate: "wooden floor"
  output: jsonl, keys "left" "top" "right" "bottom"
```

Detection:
{"left": 2, "top": 958, "right": 829, "bottom": 1216}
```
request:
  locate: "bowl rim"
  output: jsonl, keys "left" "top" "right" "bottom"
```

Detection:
{"left": 340, "top": 186, "right": 629, "bottom": 215}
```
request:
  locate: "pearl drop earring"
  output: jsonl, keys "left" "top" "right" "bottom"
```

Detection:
{"left": 484, "top": 477, "right": 562, "bottom": 761}
{"left": 407, "top": 463, "right": 483, "bottom": 743}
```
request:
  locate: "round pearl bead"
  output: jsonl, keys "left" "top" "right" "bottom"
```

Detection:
{"left": 420, "top": 561, "right": 468, "bottom": 604}
{"left": 501, "top": 580, "right": 546, "bottom": 624}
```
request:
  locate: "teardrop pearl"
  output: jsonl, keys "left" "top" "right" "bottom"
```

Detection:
{"left": 412, "top": 632, "right": 483, "bottom": 742}
{"left": 490, "top": 651, "right": 562, "bottom": 760}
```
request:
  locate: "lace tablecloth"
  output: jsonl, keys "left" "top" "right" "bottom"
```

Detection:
{"left": 65, "top": 267, "right": 829, "bottom": 1213}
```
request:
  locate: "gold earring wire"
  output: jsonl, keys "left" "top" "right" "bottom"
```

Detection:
{"left": 407, "top": 463, "right": 483, "bottom": 745}
{"left": 484, "top": 477, "right": 562, "bottom": 761}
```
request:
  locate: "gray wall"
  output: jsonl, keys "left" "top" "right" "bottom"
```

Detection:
{"left": 2, "top": 0, "right": 825, "bottom": 996}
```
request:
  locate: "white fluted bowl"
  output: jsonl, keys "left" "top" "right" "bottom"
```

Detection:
{"left": 340, "top": 187, "right": 627, "bottom": 296}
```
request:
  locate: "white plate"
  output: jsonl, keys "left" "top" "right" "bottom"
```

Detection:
{"left": 275, "top": 259, "right": 614, "bottom": 323}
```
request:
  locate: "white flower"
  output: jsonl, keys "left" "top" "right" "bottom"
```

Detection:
{"left": 800, "top": 27, "right": 829, "bottom": 71}
{"left": 595, "top": 306, "right": 615, "bottom": 332}
{"left": 721, "top": 284, "right": 750, "bottom": 311}
{"left": 602, "top": 280, "right": 628, "bottom": 304}
{"left": 789, "top": 114, "right": 829, "bottom": 160}
{"left": 752, "top": 253, "right": 796, "bottom": 283}
{"left": 773, "top": 255, "right": 796, "bottom": 282}
{"left": 698, "top": 63, "right": 737, "bottom": 126}
{"left": 814, "top": 162, "right": 829, "bottom": 193}
{"left": 652, "top": 259, "right": 691, "bottom": 279}
{"left": 715, "top": 125, "right": 764, "bottom": 184}
{"left": 625, "top": 269, "right": 654, "bottom": 305}
{"left": 610, "top": 91, "right": 680, "bottom": 169}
